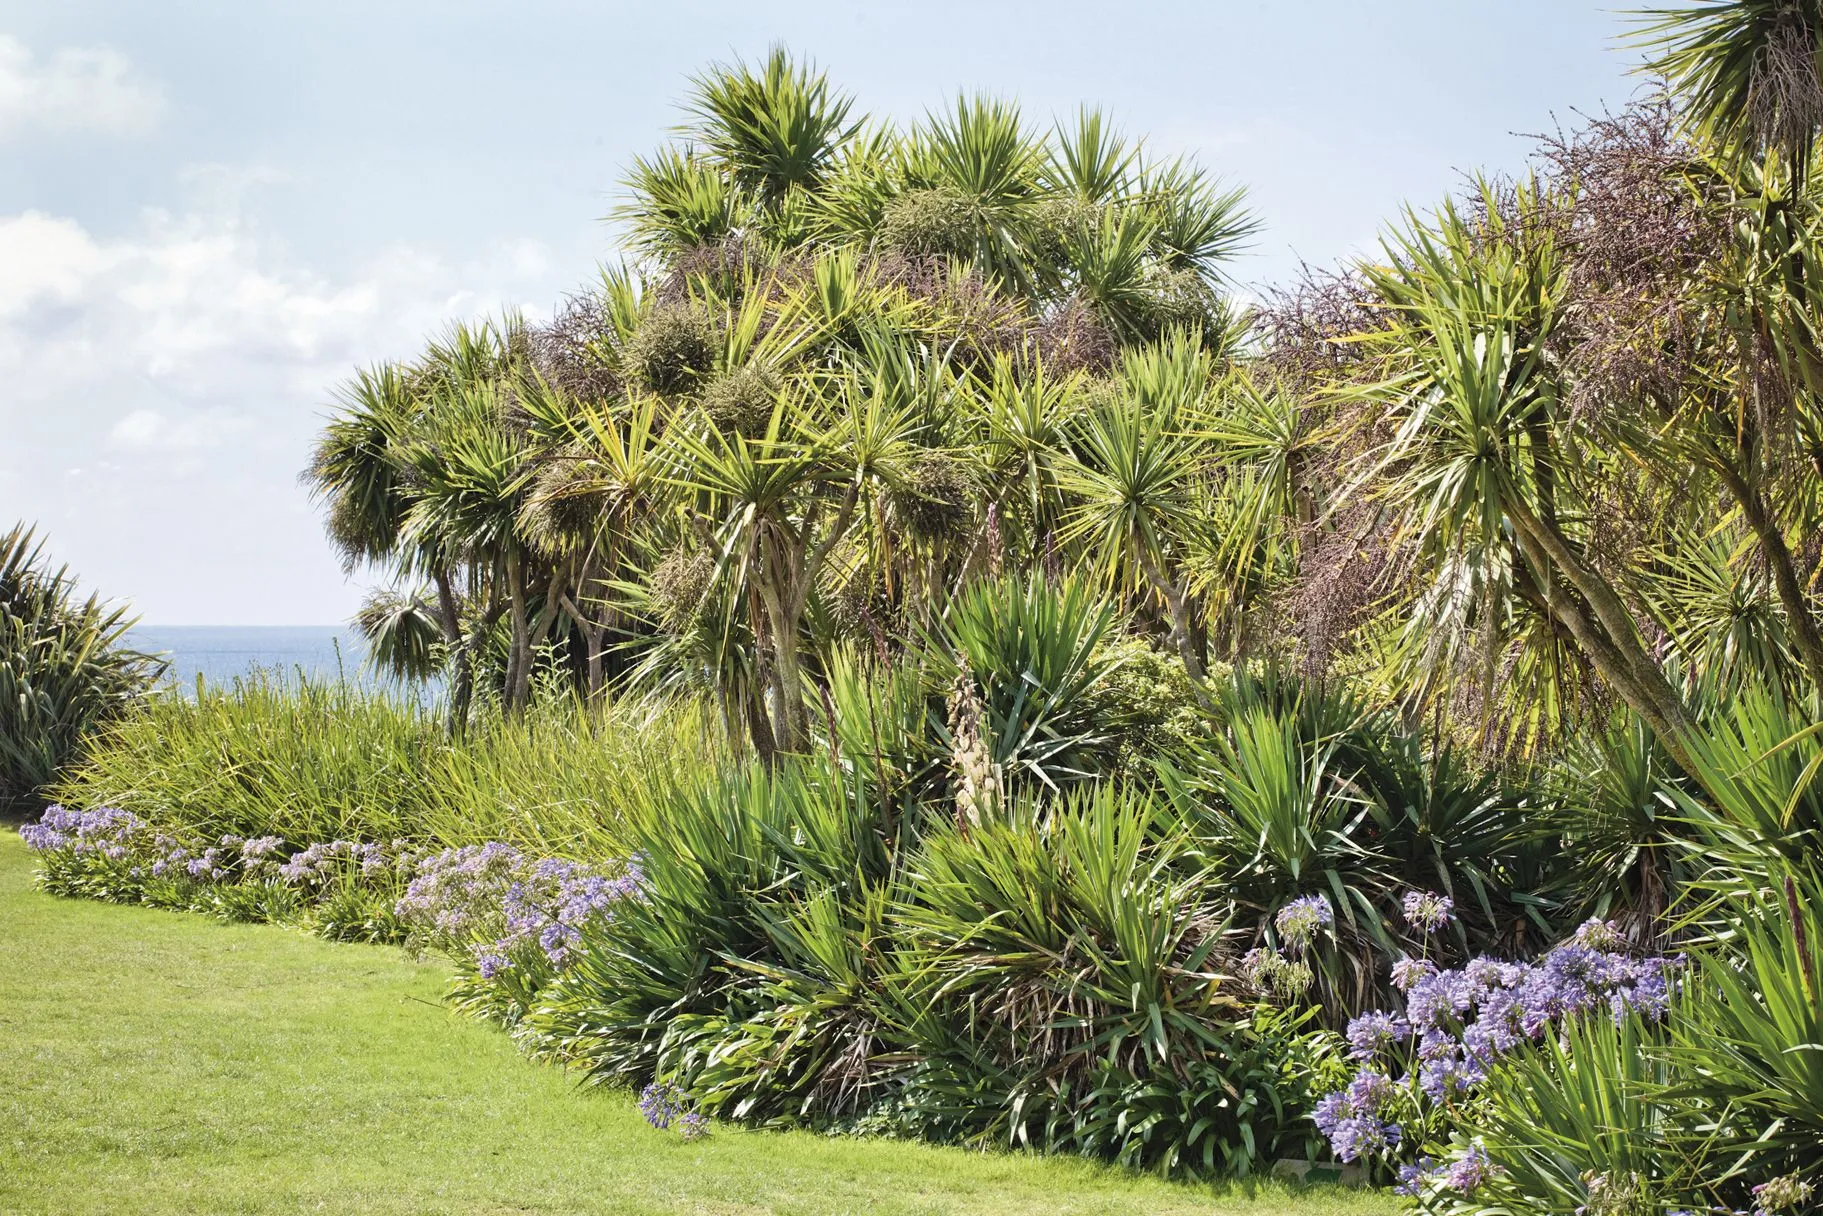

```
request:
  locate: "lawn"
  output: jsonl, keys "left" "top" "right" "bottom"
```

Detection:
{"left": 0, "top": 832, "right": 1396, "bottom": 1216}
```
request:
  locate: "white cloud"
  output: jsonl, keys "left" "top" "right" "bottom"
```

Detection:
{"left": 0, "top": 174, "right": 562, "bottom": 623}
{"left": 0, "top": 34, "right": 167, "bottom": 138}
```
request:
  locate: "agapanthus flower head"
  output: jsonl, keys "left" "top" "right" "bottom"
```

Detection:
{"left": 1571, "top": 918, "right": 1627, "bottom": 953}
{"left": 1344, "top": 1011, "right": 1411, "bottom": 1061}
{"left": 638, "top": 1081, "right": 687, "bottom": 1131}
{"left": 1316, "top": 932, "right": 1678, "bottom": 1170}
{"left": 1395, "top": 1159, "right": 1436, "bottom": 1198}
{"left": 1391, "top": 955, "right": 1437, "bottom": 991}
{"left": 679, "top": 1112, "right": 709, "bottom": 1142}
{"left": 1329, "top": 1113, "right": 1401, "bottom": 1162}
{"left": 1401, "top": 889, "right": 1455, "bottom": 934}
{"left": 1274, "top": 894, "right": 1334, "bottom": 952}
{"left": 1240, "top": 946, "right": 1313, "bottom": 999}
{"left": 20, "top": 805, "right": 146, "bottom": 854}
{"left": 1345, "top": 1069, "right": 1396, "bottom": 1111}
{"left": 397, "top": 843, "right": 639, "bottom": 973}
{"left": 1578, "top": 1169, "right": 1647, "bottom": 1216}
{"left": 1752, "top": 1174, "right": 1814, "bottom": 1213}
{"left": 1443, "top": 1144, "right": 1496, "bottom": 1195}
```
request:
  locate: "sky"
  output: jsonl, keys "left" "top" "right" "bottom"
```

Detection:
{"left": 1, "top": 1, "right": 1661, "bottom": 625}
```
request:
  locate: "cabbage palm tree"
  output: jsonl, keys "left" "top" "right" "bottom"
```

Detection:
{"left": 399, "top": 382, "right": 540, "bottom": 713}
{"left": 683, "top": 45, "right": 858, "bottom": 209}
{"left": 1058, "top": 336, "right": 1213, "bottom": 683}
{"left": 1637, "top": 0, "right": 1823, "bottom": 158}
{"left": 1347, "top": 188, "right": 1703, "bottom": 766}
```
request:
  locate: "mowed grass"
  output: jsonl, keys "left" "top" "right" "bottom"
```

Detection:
{"left": 0, "top": 833, "right": 1397, "bottom": 1216}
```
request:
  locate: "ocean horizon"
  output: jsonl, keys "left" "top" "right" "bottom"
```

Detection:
{"left": 126, "top": 625, "right": 377, "bottom": 691}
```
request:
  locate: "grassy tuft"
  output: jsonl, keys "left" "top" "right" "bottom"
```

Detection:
{"left": 49, "top": 671, "right": 715, "bottom": 857}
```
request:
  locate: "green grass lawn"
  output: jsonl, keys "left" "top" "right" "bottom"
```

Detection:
{"left": 0, "top": 832, "right": 1397, "bottom": 1216}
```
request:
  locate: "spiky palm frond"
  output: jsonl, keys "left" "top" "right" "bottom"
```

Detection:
{"left": 1646, "top": 526, "right": 1801, "bottom": 691}
{"left": 1063, "top": 207, "right": 1162, "bottom": 342}
{"left": 355, "top": 586, "right": 446, "bottom": 683}
{"left": 1138, "top": 157, "right": 1258, "bottom": 283}
{"left": 0, "top": 523, "right": 163, "bottom": 812}
{"left": 307, "top": 361, "right": 418, "bottom": 571}
{"left": 1043, "top": 107, "right": 1140, "bottom": 205}
{"left": 1635, "top": 0, "right": 1823, "bottom": 157}
{"left": 682, "top": 45, "right": 858, "bottom": 205}
{"left": 400, "top": 385, "right": 538, "bottom": 562}
{"left": 909, "top": 95, "right": 1046, "bottom": 293}
{"left": 617, "top": 146, "right": 753, "bottom": 261}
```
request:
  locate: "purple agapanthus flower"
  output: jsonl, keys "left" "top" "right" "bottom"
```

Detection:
{"left": 1314, "top": 932, "right": 1679, "bottom": 1167}
{"left": 20, "top": 805, "right": 146, "bottom": 854}
{"left": 1274, "top": 894, "right": 1334, "bottom": 951}
{"left": 1345, "top": 1011, "right": 1411, "bottom": 1061}
{"left": 1442, "top": 1143, "right": 1496, "bottom": 1194}
{"left": 638, "top": 1081, "right": 686, "bottom": 1130}
{"left": 1401, "top": 890, "right": 1455, "bottom": 934}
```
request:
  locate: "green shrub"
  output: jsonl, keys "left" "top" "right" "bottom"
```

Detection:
{"left": 523, "top": 757, "right": 891, "bottom": 1085}
{"left": 1084, "top": 638, "right": 1210, "bottom": 777}
{"left": 54, "top": 671, "right": 441, "bottom": 842}
{"left": 929, "top": 575, "right": 1123, "bottom": 795}
{"left": 52, "top": 672, "right": 702, "bottom": 856}
{"left": 1452, "top": 1015, "right": 1697, "bottom": 1216}
{"left": 0, "top": 523, "right": 163, "bottom": 815}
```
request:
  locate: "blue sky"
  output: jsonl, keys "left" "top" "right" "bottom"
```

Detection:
{"left": 2, "top": 1, "right": 1654, "bottom": 624}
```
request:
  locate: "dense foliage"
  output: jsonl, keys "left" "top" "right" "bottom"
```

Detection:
{"left": 25, "top": 6, "right": 1823, "bottom": 1210}
{"left": 0, "top": 523, "right": 162, "bottom": 815}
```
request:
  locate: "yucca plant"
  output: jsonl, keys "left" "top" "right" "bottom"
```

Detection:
{"left": 880, "top": 786, "right": 1328, "bottom": 1175}
{"left": 1537, "top": 709, "right": 1693, "bottom": 940}
{"left": 883, "top": 786, "right": 1239, "bottom": 1145}
{"left": 0, "top": 523, "right": 162, "bottom": 814}
{"left": 927, "top": 574, "right": 1123, "bottom": 795}
{"left": 656, "top": 882, "right": 897, "bottom": 1124}
{"left": 1162, "top": 688, "right": 1385, "bottom": 914}
{"left": 1666, "top": 870, "right": 1823, "bottom": 1178}
{"left": 1454, "top": 1014, "right": 1703, "bottom": 1216}
{"left": 522, "top": 755, "right": 888, "bottom": 1085}
{"left": 1668, "top": 679, "right": 1823, "bottom": 895}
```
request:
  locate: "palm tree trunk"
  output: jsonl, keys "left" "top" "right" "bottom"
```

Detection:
{"left": 759, "top": 576, "right": 804, "bottom": 753}
{"left": 1507, "top": 521, "right": 1699, "bottom": 775}
{"left": 505, "top": 549, "right": 531, "bottom": 715}
{"left": 430, "top": 568, "right": 461, "bottom": 646}
{"left": 1717, "top": 458, "right": 1823, "bottom": 693}
{"left": 447, "top": 598, "right": 503, "bottom": 738}
{"left": 1136, "top": 544, "right": 1206, "bottom": 685}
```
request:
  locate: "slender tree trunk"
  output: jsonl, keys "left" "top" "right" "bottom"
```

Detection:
{"left": 517, "top": 576, "right": 563, "bottom": 710}
{"left": 447, "top": 597, "right": 504, "bottom": 739}
{"left": 1716, "top": 457, "right": 1823, "bottom": 693}
{"left": 1507, "top": 499, "right": 1694, "bottom": 738}
{"left": 759, "top": 574, "right": 805, "bottom": 753}
{"left": 430, "top": 568, "right": 461, "bottom": 646}
{"left": 1507, "top": 523, "right": 1700, "bottom": 775}
{"left": 504, "top": 549, "right": 531, "bottom": 715}
{"left": 1136, "top": 543, "right": 1207, "bottom": 685}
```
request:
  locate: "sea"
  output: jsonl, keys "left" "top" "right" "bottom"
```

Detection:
{"left": 126, "top": 625, "right": 376, "bottom": 691}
